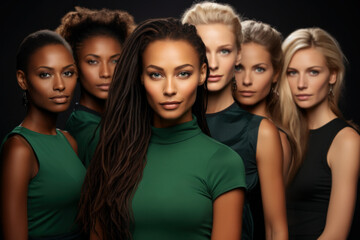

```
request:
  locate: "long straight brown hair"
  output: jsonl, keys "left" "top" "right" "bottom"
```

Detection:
{"left": 77, "top": 18, "right": 209, "bottom": 239}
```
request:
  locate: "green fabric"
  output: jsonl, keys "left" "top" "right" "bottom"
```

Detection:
{"left": 2, "top": 126, "right": 86, "bottom": 238}
{"left": 66, "top": 105, "right": 101, "bottom": 168}
{"left": 206, "top": 102, "right": 263, "bottom": 240}
{"left": 131, "top": 117, "right": 246, "bottom": 240}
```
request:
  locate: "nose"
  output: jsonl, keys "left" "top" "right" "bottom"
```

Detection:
{"left": 208, "top": 53, "right": 219, "bottom": 71}
{"left": 163, "top": 77, "right": 177, "bottom": 97}
{"left": 297, "top": 74, "right": 308, "bottom": 90}
{"left": 100, "top": 62, "right": 111, "bottom": 79}
{"left": 53, "top": 74, "right": 65, "bottom": 91}
{"left": 242, "top": 71, "right": 252, "bottom": 86}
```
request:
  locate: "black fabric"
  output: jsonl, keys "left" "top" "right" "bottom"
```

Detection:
{"left": 286, "top": 118, "right": 350, "bottom": 239}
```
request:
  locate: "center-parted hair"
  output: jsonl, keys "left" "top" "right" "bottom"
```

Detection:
{"left": 78, "top": 17, "right": 209, "bottom": 240}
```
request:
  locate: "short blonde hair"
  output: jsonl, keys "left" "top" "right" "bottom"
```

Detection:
{"left": 181, "top": 1, "right": 242, "bottom": 48}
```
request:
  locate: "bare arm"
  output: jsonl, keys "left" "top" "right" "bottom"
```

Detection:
{"left": 279, "top": 131, "right": 292, "bottom": 183}
{"left": 257, "top": 119, "right": 288, "bottom": 240}
{"left": 318, "top": 127, "right": 360, "bottom": 240}
{"left": 1, "top": 135, "right": 37, "bottom": 240}
{"left": 211, "top": 188, "right": 244, "bottom": 240}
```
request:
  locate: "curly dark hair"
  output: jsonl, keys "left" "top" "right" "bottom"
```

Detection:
{"left": 56, "top": 6, "right": 135, "bottom": 61}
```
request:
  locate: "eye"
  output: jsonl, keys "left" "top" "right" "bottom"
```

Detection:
{"left": 235, "top": 64, "right": 243, "bottom": 72}
{"left": 87, "top": 59, "right": 98, "bottom": 65}
{"left": 149, "top": 72, "right": 163, "bottom": 79}
{"left": 63, "top": 70, "right": 76, "bottom": 77}
{"left": 309, "top": 70, "right": 319, "bottom": 76}
{"left": 39, "top": 72, "right": 51, "bottom": 78}
{"left": 286, "top": 70, "right": 297, "bottom": 77}
{"left": 255, "top": 67, "right": 265, "bottom": 73}
{"left": 177, "top": 71, "right": 192, "bottom": 79}
{"left": 220, "top": 49, "right": 231, "bottom": 55}
{"left": 111, "top": 58, "right": 119, "bottom": 64}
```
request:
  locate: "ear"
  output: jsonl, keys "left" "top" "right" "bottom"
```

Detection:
{"left": 272, "top": 71, "right": 280, "bottom": 84}
{"left": 199, "top": 63, "right": 207, "bottom": 86}
{"left": 16, "top": 70, "right": 28, "bottom": 90}
{"left": 235, "top": 49, "right": 242, "bottom": 66}
{"left": 329, "top": 71, "right": 337, "bottom": 84}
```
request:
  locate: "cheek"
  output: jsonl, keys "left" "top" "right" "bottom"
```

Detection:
{"left": 144, "top": 82, "right": 161, "bottom": 105}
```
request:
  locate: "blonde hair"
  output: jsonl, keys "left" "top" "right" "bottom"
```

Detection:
{"left": 280, "top": 27, "right": 348, "bottom": 183}
{"left": 181, "top": 1, "right": 242, "bottom": 49}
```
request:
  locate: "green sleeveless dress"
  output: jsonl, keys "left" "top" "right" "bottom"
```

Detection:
{"left": 206, "top": 102, "right": 264, "bottom": 240}
{"left": 66, "top": 104, "right": 101, "bottom": 168}
{"left": 1, "top": 126, "right": 86, "bottom": 239}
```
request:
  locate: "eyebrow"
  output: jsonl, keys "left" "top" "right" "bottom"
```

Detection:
{"left": 36, "top": 63, "right": 76, "bottom": 71}
{"left": 84, "top": 53, "right": 121, "bottom": 58}
{"left": 145, "top": 64, "right": 194, "bottom": 71}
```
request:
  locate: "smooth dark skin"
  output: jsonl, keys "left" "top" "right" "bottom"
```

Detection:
{"left": 1, "top": 44, "right": 77, "bottom": 239}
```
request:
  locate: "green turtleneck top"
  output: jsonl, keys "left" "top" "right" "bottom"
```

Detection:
{"left": 131, "top": 117, "right": 247, "bottom": 240}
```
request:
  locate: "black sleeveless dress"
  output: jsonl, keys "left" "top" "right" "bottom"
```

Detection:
{"left": 286, "top": 118, "right": 357, "bottom": 239}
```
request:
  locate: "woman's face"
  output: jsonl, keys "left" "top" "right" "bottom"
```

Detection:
{"left": 234, "top": 42, "right": 275, "bottom": 107}
{"left": 195, "top": 23, "right": 240, "bottom": 92}
{"left": 286, "top": 47, "right": 336, "bottom": 110}
{"left": 17, "top": 44, "right": 77, "bottom": 113}
{"left": 77, "top": 35, "right": 122, "bottom": 100}
{"left": 142, "top": 39, "right": 207, "bottom": 128}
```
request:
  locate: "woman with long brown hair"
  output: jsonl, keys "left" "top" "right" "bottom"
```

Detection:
{"left": 78, "top": 18, "right": 247, "bottom": 240}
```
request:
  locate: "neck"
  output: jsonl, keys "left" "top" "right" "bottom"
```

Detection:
{"left": 304, "top": 100, "right": 337, "bottom": 130}
{"left": 79, "top": 91, "right": 105, "bottom": 114}
{"left": 206, "top": 84, "right": 234, "bottom": 114}
{"left": 240, "top": 99, "right": 270, "bottom": 118}
{"left": 21, "top": 105, "right": 58, "bottom": 135}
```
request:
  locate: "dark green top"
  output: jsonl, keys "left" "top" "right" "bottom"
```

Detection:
{"left": 131, "top": 117, "right": 247, "bottom": 240}
{"left": 1, "top": 126, "right": 86, "bottom": 238}
{"left": 66, "top": 104, "right": 101, "bottom": 168}
{"left": 206, "top": 102, "right": 264, "bottom": 240}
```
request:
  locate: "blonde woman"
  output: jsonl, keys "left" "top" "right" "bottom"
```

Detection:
{"left": 281, "top": 27, "right": 360, "bottom": 239}
{"left": 182, "top": 2, "right": 288, "bottom": 240}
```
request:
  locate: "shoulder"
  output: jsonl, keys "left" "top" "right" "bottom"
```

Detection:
{"left": 328, "top": 126, "right": 360, "bottom": 169}
{"left": 258, "top": 118, "right": 281, "bottom": 140}
{"left": 1, "top": 134, "right": 36, "bottom": 176}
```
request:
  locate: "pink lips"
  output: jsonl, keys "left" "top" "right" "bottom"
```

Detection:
{"left": 50, "top": 95, "right": 69, "bottom": 104}
{"left": 207, "top": 75, "right": 223, "bottom": 82}
{"left": 97, "top": 83, "right": 110, "bottom": 91}
{"left": 160, "top": 101, "right": 181, "bottom": 110}
{"left": 296, "top": 94, "right": 312, "bottom": 101}
{"left": 239, "top": 91, "right": 255, "bottom": 97}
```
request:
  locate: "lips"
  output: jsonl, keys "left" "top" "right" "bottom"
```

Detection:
{"left": 295, "top": 94, "right": 312, "bottom": 101}
{"left": 238, "top": 90, "right": 256, "bottom": 97}
{"left": 97, "top": 83, "right": 110, "bottom": 91}
{"left": 160, "top": 101, "right": 181, "bottom": 110}
{"left": 207, "top": 75, "right": 223, "bottom": 82}
{"left": 50, "top": 95, "right": 69, "bottom": 104}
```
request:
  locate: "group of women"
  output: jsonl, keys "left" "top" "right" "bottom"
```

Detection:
{"left": 0, "top": 1, "right": 359, "bottom": 240}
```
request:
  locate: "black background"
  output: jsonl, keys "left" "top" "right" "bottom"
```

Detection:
{"left": 0, "top": 0, "right": 358, "bottom": 141}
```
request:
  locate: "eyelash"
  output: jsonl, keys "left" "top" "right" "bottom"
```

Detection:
{"left": 220, "top": 49, "right": 231, "bottom": 55}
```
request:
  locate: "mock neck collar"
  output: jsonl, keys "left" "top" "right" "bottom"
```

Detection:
{"left": 150, "top": 116, "right": 202, "bottom": 144}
